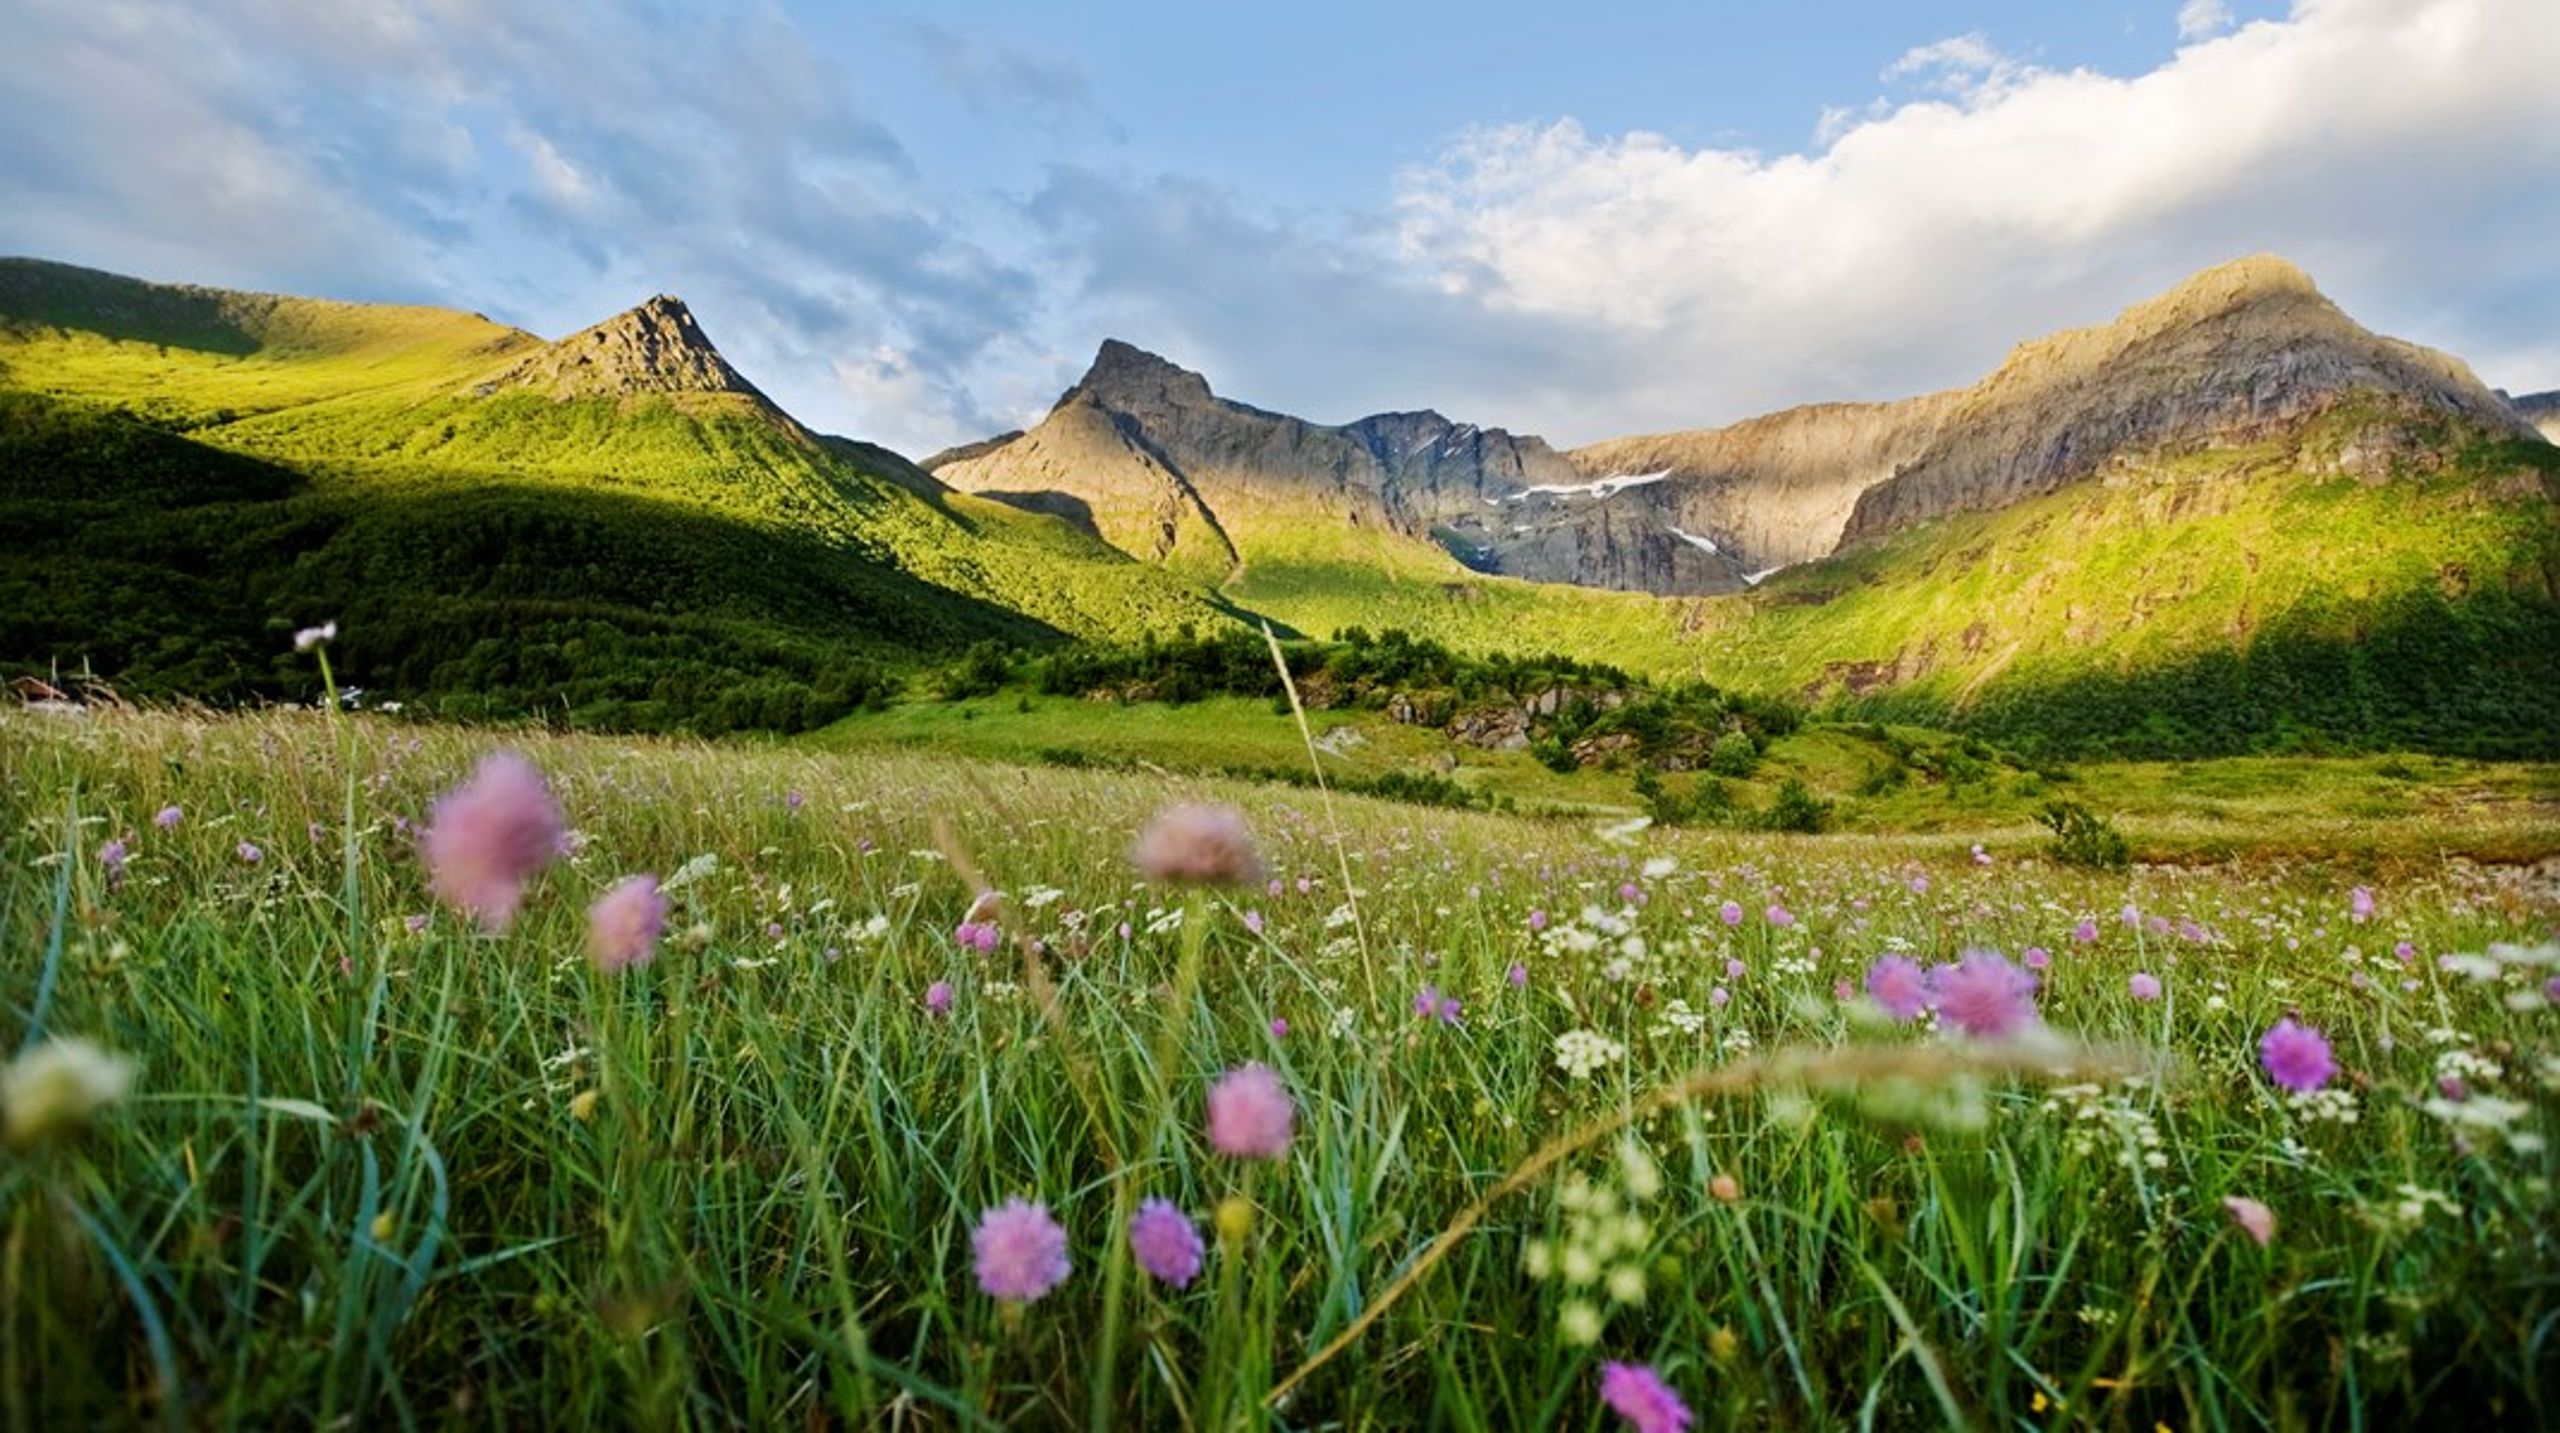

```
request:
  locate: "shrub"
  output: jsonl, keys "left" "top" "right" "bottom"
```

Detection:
{"left": 2040, "top": 800, "right": 2132, "bottom": 870}
{"left": 1761, "top": 778, "right": 1832, "bottom": 834}
{"left": 1706, "top": 729, "right": 1761, "bottom": 778}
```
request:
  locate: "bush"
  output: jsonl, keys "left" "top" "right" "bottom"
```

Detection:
{"left": 1706, "top": 729, "right": 1761, "bottom": 777}
{"left": 2040, "top": 800, "right": 2132, "bottom": 870}
{"left": 1761, "top": 778, "right": 1833, "bottom": 834}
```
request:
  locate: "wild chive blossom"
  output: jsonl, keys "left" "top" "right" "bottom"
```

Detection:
{"left": 586, "top": 875, "right": 666, "bottom": 973}
{"left": 1598, "top": 1361, "right": 1693, "bottom": 1433}
{"left": 2259, "top": 1018, "right": 2337, "bottom": 1093}
{"left": 419, "top": 751, "right": 566, "bottom": 933}
{"left": 1865, "top": 956, "right": 1930, "bottom": 1021}
{"left": 2223, "top": 1195, "right": 2277, "bottom": 1247}
{"left": 971, "top": 1198, "right": 1071, "bottom": 1303}
{"left": 2129, "top": 972, "right": 2163, "bottom": 1001}
{"left": 1132, "top": 804, "right": 1263, "bottom": 886}
{"left": 1205, "top": 1063, "right": 1294, "bottom": 1160}
{"left": 1928, "top": 950, "right": 2039, "bottom": 1038}
{"left": 1127, "top": 1198, "right": 1206, "bottom": 1288}
{"left": 153, "top": 805, "right": 182, "bottom": 829}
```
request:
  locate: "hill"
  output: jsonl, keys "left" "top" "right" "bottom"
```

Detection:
{"left": 0, "top": 259, "right": 1228, "bottom": 730}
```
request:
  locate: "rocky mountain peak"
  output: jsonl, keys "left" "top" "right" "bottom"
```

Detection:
{"left": 479, "top": 293, "right": 763, "bottom": 400}
{"left": 1069, "top": 338, "right": 1215, "bottom": 411}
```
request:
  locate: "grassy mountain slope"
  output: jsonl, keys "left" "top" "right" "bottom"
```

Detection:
{"left": 0, "top": 259, "right": 1227, "bottom": 729}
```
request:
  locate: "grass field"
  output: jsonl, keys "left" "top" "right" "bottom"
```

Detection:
{"left": 4, "top": 701, "right": 2556, "bottom": 1428}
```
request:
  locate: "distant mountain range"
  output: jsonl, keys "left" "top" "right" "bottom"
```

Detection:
{"left": 2, "top": 253, "right": 2553, "bottom": 754}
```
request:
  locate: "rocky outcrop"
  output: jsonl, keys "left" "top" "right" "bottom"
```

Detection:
{"left": 477, "top": 295, "right": 765, "bottom": 401}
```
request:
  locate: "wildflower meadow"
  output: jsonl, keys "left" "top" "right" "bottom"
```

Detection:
{"left": 2, "top": 696, "right": 2555, "bottom": 1429}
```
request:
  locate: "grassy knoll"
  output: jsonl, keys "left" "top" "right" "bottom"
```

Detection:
{"left": 6, "top": 704, "right": 2552, "bottom": 1426}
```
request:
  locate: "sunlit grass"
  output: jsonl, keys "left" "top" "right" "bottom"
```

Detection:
{"left": 4, "top": 705, "right": 2555, "bottom": 1427}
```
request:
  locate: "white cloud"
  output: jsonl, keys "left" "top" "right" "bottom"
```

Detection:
{"left": 1389, "top": 0, "right": 2560, "bottom": 442}
{"left": 2178, "top": 1, "right": 2238, "bottom": 40}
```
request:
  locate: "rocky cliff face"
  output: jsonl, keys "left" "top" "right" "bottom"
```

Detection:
{"left": 933, "top": 256, "right": 2534, "bottom": 599}
{"left": 932, "top": 339, "right": 1622, "bottom": 582}
{"left": 478, "top": 295, "right": 766, "bottom": 401}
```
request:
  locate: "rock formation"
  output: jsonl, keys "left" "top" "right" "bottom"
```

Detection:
{"left": 477, "top": 295, "right": 765, "bottom": 401}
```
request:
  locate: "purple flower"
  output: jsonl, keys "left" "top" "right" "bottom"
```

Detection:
{"left": 2121, "top": 903, "right": 2141, "bottom": 928}
{"left": 2349, "top": 886, "right": 2374, "bottom": 923}
{"left": 1598, "top": 1361, "right": 1693, "bottom": 1433}
{"left": 1765, "top": 904, "right": 1795, "bottom": 927}
{"left": 1127, "top": 1198, "right": 1205, "bottom": 1288}
{"left": 1971, "top": 844, "right": 1993, "bottom": 867}
{"left": 1718, "top": 901, "right": 1744, "bottom": 927}
{"left": 97, "top": 838, "right": 128, "bottom": 890}
{"left": 1205, "top": 1063, "right": 1294, "bottom": 1160}
{"left": 1506, "top": 962, "right": 1529, "bottom": 988}
{"left": 2546, "top": 975, "right": 2560, "bottom": 1005}
{"left": 972, "top": 1198, "right": 1071, "bottom": 1303}
{"left": 925, "top": 980, "right": 954, "bottom": 1016}
{"left": 419, "top": 752, "right": 566, "bottom": 933}
{"left": 2021, "top": 946, "right": 2050, "bottom": 971}
{"left": 954, "top": 920, "right": 1001, "bottom": 955}
{"left": 1709, "top": 985, "right": 1730, "bottom": 1008}
{"left": 1528, "top": 908, "right": 1548, "bottom": 932}
{"left": 1928, "top": 950, "right": 2039, "bottom": 1038}
{"left": 404, "top": 913, "right": 429, "bottom": 935}
{"left": 2129, "top": 972, "right": 2163, "bottom": 1002}
{"left": 1908, "top": 874, "right": 1929, "bottom": 894}
{"left": 1243, "top": 910, "right": 1265, "bottom": 936}
{"left": 586, "top": 874, "right": 667, "bottom": 973}
{"left": 1413, "top": 984, "right": 1462, "bottom": 1026}
{"left": 785, "top": 789, "right": 805, "bottom": 812}
{"left": 1269, "top": 1017, "right": 1289, "bottom": 1039}
{"left": 2259, "top": 1018, "right": 2337, "bottom": 1094}
{"left": 2223, "top": 1195, "right": 2276, "bottom": 1247}
{"left": 1132, "top": 804, "right": 1263, "bottom": 886}
{"left": 2073, "top": 918, "right": 2098, "bottom": 944}
{"left": 1865, "top": 955, "right": 1930, "bottom": 1021}
{"left": 1723, "top": 957, "right": 1746, "bottom": 979}
{"left": 153, "top": 805, "right": 182, "bottom": 829}
{"left": 236, "top": 840, "right": 263, "bottom": 865}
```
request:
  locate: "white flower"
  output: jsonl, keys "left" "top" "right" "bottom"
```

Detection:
{"left": 1553, "top": 1029, "right": 1627, "bottom": 1080}
{"left": 1641, "top": 857, "right": 1678, "bottom": 880}
{"left": 2, "top": 1037, "right": 136, "bottom": 1147}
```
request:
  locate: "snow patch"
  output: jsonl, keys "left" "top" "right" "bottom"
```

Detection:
{"left": 1741, "top": 565, "right": 1791, "bottom": 587}
{"left": 1512, "top": 470, "right": 1671, "bottom": 501}
{"left": 1667, "top": 525, "right": 1720, "bottom": 555}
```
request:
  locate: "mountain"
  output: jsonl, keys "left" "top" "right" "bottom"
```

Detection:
{"left": 2511, "top": 389, "right": 2560, "bottom": 443}
{"left": 0, "top": 258, "right": 1228, "bottom": 732}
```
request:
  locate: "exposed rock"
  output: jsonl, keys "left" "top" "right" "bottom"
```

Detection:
{"left": 477, "top": 295, "right": 765, "bottom": 401}
{"left": 1447, "top": 706, "right": 1531, "bottom": 750}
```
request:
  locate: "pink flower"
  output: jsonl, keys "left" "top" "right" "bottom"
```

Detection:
{"left": 1709, "top": 985, "right": 1730, "bottom": 1008}
{"left": 954, "top": 920, "right": 1001, "bottom": 955}
{"left": 2073, "top": 918, "right": 2099, "bottom": 944}
{"left": 2121, "top": 904, "right": 2141, "bottom": 928}
{"left": 1718, "top": 901, "right": 1743, "bottom": 927}
{"left": 1865, "top": 955, "right": 1930, "bottom": 1021}
{"left": 2222, "top": 1195, "right": 2276, "bottom": 1247}
{"left": 1765, "top": 904, "right": 1794, "bottom": 927}
{"left": 1243, "top": 910, "right": 1265, "bottom": 936}
{"left": 292, "top": 621, "right": 337, "bottom": 652}
{"left": 1723, "top": 957, "right": 1746, "bottom": 979}
{"left": 2021, "top": 946, "right": 2050, "bottom": 971}
{"left": 1205, "top": 1062, "right": 1293, "bottom": 1160}
{"left": 1413, "top": 985, "right": 1462, "bottom": 1026}
{"left": 586, "top": 874, "right": 666, "bottom": 972}
{"left": 153, "top": 805, "right": 182, "bottom": 829}
{"left": 2259, "top": 1018, "right": 2337, "bottom": 1093}
{"left": 1506, "top": 962, "right": 1529, "bottom": 988}
{"left": 1268, "top": 1017, "right": 1288, "bottom": 1039}
{"left": 237, "top": 840, "right": 262, "bottom": 865}
{"left": 1908, "top": 875, "right": 1929, "bottom": 894}
{"left": 97, "top": 838, "right": 128, "bottom": 890}
{"left": 2129, "top": 972, "right": 2163, "bottom": 1002}
{"left": 419, "top": 752, "right": 566, "bottom": 933}
{"left": 1598, "top": 1361, "right": 1693, "bottom": 1433}
{"left": 1928, "top": 950, "right": 2039, "bottom": 1038}
{"left": 925, "top": 980, "right": 954, "bottom": 1015}
{"left": 1528, "top": 908, "right": 1548, "bottom": 932}
{"left": 1132, "top": 804, "right": 1263, "bottom": 885}
{"left": 972, "top": 1197, "right": 1070, "bottom": 1302}
{"left": 1127, "top": 1198, "right": 1205, "bottom": 1288}
{"left": 2349, "top": 886, "right": 2374, "bottom": 923}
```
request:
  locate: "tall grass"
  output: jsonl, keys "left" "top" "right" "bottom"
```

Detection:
{"left": 2, "top": 706, "right": 2554, "bottom": 1428}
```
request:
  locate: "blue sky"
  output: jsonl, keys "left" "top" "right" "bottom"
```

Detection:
{"left": 3, "top": 0, "right": 2553, "bottom": 453}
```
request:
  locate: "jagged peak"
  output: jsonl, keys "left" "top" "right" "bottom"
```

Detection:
{"left": 1066, "top": 338, "right": 1215, "bottom": 410}
{"left": 479, "top": 291, "right": 762, "bottom": 400}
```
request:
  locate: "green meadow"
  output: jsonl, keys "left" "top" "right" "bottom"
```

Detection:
{"left": 3, "top": 703, "right": 2555, "bottom": 1428}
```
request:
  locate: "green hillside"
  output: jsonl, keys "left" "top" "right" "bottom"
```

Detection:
{"left": 0, "top": 260, "right": 1227, "bottom": 731}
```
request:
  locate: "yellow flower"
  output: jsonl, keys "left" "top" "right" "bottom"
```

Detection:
{"left": 1215, "top": 1195, "right": 1255, "bottom": 1247}
{"left": 569, "top": 1089, "right": 601, "bottom": 1122}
